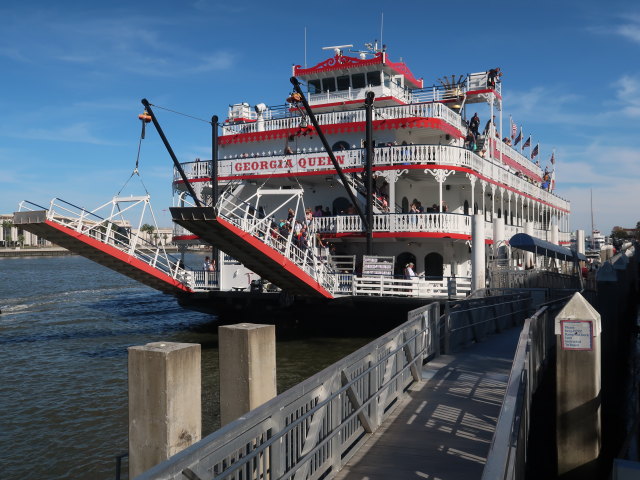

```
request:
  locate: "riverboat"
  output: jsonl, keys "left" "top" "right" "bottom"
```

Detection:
{"left": 169, "top": 43, "right": 572, "bottom": 305}
{"left": 14, "top": 42, "right": 573, "bottom": 314}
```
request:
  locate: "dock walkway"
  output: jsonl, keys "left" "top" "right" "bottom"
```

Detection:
{"left": 334, "top": 327, "right": 521, "bottom": 480}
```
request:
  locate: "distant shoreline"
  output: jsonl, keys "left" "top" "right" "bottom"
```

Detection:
{"left": 0, "top": 246, "right": 200, "bottom": 258}
{"left": 0, "top": 247, "right": 73, "bottom": 257}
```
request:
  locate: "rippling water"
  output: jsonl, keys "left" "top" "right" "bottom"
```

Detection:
{"left": 0, "top": 254, "right": 371, "bottom": 479}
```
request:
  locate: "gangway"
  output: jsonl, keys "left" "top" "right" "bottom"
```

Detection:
{"left": 171, "top": 187, "right": 335, "bottom": 298}
{"left": 14, "top": 197, "right": 194, "bottom": 295}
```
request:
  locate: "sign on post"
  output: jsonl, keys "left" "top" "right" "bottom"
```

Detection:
{"left": 560, "top": 319, "right": 593, "bottom": 351}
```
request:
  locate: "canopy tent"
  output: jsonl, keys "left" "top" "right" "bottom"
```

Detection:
{"left": 508, "top": 233, "right": 587, "bottom": 262}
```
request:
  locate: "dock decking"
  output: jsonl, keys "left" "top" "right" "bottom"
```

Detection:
{"left": 334, "top": 327, "right": 521, "bottom": 480}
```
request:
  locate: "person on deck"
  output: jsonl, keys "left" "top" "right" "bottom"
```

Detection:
{"left": 404, "top": 262, "right": 417, "bottom": 279}
{"left": 469, "top": 113, "right": 480, "bottom": 137}
{"left": 487, "top": 67, "right": 502, "bottom": 88}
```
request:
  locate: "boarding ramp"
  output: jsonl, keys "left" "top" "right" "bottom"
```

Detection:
{"left": 171, "top": 187, "right": 335, "bottom": 298}
{"left": 14, "top": 197, "right": 193, "bottom": 294}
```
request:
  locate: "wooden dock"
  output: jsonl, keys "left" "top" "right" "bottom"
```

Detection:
{"left": 334, "top": 327, "right": 521, "bottom": 480}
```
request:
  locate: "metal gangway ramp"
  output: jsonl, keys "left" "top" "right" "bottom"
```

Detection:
{"left": 14, "top": 197, "right": 193, "bottom": 295}
{"left": 171, "top": 187, "right": 334, "bottom": 299}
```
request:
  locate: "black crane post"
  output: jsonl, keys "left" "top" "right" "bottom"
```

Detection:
{"left": 211, "top": 115, "right": 219, "bottom": 266}
{"left": 211, "top": 115, "right": 219, "bottom": 205}
{"left": 141, "top": 99, "right": 202, "bottom": 207}
{"left": 365, "top": 91, "right": 375, "bottom": 255}
{"left": 289, "top": 77, "right": 368, "bottom": 231}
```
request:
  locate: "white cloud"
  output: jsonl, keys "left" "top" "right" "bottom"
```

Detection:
{"left": 612, "top": 74, "right": 640, "bottom": 117}
{"left": 10, "top": 123, "right": 115, "bottom": 145}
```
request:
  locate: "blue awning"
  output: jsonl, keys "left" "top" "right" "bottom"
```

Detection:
{"left": 508, "top": 233, "right": 587, "bottom": 262}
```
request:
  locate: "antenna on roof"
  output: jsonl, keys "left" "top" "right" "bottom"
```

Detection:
{"left": 322, "top": 44, "right": 353, "bottom": 56}
{"left": 380, "top": 12, "right": 384, "bottom": 49}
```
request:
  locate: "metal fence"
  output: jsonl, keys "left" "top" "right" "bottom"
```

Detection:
{"left": 137, "top": 303, "right": 440, "bottom": 480}
{"left": 481, "top": 297, "right": 570, "bottom": 480}
{"left": 443, "top": 292, "right": 533, "bottom": 353}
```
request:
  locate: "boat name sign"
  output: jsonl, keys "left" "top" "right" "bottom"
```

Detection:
{"left": 230, "top": 151, "right": 362, "bottom": 175}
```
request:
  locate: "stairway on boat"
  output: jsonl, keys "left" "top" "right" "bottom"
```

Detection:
{"left": 171, "top": 187, "right": 335, "bottom": 299}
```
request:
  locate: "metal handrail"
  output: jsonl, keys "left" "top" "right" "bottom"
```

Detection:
{"left": 29, "top": 196, "right": 193, "bottom": 287}
{"left": 481, "top": 296, "right": 570, "bottom": 480}
{"left": 215, "top": 188, "right": 337, "bottom": 293}
{"left": 136, "top": 302, "right": 440, "bottom": 480}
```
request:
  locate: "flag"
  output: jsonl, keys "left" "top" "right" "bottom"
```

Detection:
{"left": 522, "top": 136, "right": 531, "bottom": 149}
{"left": 531, "top": 144, "right": 539, "bottom": 160}
{"left": 511, "top": 120, "right": 517, "bottom": 140}
{"left": 550, "top": 151, "right": 555, "bottom": 164}
{"left": 513, "top": 128, "right": 522, "bottom": 146}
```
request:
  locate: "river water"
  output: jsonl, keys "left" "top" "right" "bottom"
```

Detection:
{"left": 0, "top": 254, "right": 372, "bottom": 479}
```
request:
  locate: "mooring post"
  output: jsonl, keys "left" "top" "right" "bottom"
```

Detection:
{"left": 219, "top": 323, "right": 277, "bottom": 425}
{"left": 128, "top": 342, "right": 201, "bottom": 478}
{"left": 555, "top": 292, "right": 601, "bottom": 479}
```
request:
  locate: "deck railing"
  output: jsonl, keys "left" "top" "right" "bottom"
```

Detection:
{"left": 136, "top": 302, "right": 440, "bottom": 480}
{"left": 221, "top": 102, "right": 466, "bottom": 137}
{"left": 176, "top": 144, "right": 569, "bottom": 212}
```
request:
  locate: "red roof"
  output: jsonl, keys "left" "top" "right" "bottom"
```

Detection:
{"left": 293, "top": 52, "right": 423, "bottom": 89}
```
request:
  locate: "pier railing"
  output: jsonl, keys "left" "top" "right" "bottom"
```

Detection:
{"left": 137, "top": 302, "right": 441, "bottom": 480}
{"left": 481, "top": 297, "right": 569, "bottom": 480}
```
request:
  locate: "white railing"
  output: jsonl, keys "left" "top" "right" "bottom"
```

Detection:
{"left": 307, "top": 82, "right": 412, "bottom": 106}
{"left": 18, "top": 197, "right": 193, "bottom": 288}
{"left": 193, "top": 144, "right": 569, "bottom": 212}
{"left": 221, "top": 102, "right": 466, "bottom": 137}
{"left": 216, "top": 188, "right": 337, "bottom": 294}
{"left": 352, "top": 275, "right": 471, "bottom": 299}
{"left": 191, "top": 270, "right": 219, "bottom": 289}
{"left": 493, "top": 138, "right": 543, "bottom": 178}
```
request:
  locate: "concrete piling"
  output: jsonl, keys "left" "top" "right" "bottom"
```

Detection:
{"left": 128, "top": 342, "right": 201, "bottom": 478}
{"left": 219, "top": 323, "right": 277, "bottom": 426}
{"left": 555, "top": 292, "right": 601, "bottom": 478}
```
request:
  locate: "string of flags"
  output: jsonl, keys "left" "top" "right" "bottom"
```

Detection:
{"left": 508, "top": 116, "right": 557, "bottom": 192}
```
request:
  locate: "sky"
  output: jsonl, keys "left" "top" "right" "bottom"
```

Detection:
{"left": 1, "top": 0, "right": 639, "bottom": 235}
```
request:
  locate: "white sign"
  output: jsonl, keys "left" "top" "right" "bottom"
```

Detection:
{"left": 219, "top": 150, "right": 363, "bottom": 177}
{"left": 560, "top": 320, "right": 593, "bottom": 351}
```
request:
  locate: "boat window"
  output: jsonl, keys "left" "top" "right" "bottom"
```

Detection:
{"left": 383, "top": 72, "right": 391, "bottom": 87}
{"left": 308, "top": 80, "right": 321, "bottom": 94}
{"left": 332, "top": 141, "right": 350, "bottom": 151}
{"left": 336, "top": 75, "right": 350, "bottom": 91}
{"left": 322, "top": 77, "right": 336, "bottom": 92}
{"left": 367, "top": 71, "right": 381, "bottom": 87}
{"left": 352, "top": 73, "right": 366, "bottom": 89}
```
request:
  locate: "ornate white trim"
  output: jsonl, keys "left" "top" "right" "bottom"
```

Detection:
{"left": 426, "top": 169, "right": 455, "bottom": 183}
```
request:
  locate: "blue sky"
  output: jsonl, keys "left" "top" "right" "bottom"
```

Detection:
{"left": 1, "top": 0, "right": 638, "bottom": 235}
